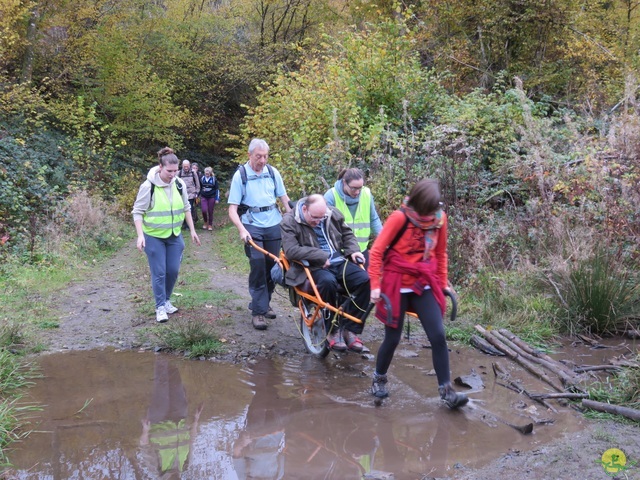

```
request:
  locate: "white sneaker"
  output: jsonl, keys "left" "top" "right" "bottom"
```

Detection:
{"left": 164, "top": 300, "right": 178, "bottom": 314}
{"left": 156, "top": 306, "right": 168, "bottom": 323}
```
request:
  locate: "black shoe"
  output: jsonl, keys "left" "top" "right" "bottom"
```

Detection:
{"left": 438, "top": 383, "right": 468, "bottom": 409}
{"left": 371, "top": 373, "right": 389, "bottom": 398}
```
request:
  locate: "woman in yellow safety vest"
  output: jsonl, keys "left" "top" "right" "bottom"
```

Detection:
{"left": 324, "top": 168, "right": 382, "bottom": 267}
{"left": 132, "top": 147, "right": 201, "bottom": 323}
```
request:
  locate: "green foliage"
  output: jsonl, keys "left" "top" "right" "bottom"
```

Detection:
{"left": 0, "top": 349, "right": 40, "bottom": 466}
{"left": 147, "top": 319, "right": 225, "bottom": 358}
{"left": 588, "top": 359, "right": 640, "bottom": 409}
{"left": 548, "top": 250, "right": 640, "bottom": 335}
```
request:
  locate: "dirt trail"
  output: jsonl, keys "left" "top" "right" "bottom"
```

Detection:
{"left": 36, "top": 222, "right": 640, "bottom": 479}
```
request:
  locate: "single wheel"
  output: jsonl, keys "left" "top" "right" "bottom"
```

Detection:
{"left": 299, "top": 299, "right": 330, "bottom": 358}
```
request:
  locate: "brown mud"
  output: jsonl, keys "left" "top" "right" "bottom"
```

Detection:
{"left": 22, "top": 221, "right": 640, "bottom": 479}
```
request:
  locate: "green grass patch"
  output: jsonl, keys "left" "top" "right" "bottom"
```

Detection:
{"left": 214, "top": 221, "right": 250, "bottom": 275}
{"left": 0, "top": 350, "right": 41, "bottom": 466}
{"left": 453, "top": 270, "right": 561, "bottom": 347}
{"left": 546, "top": 250, "right": 640, "bottom": 335}
{"left": 143, "top": 319, "right": 226, "bottom": 358}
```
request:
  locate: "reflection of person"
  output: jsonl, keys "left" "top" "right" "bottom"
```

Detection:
{"left": 139, "top": 356, "right": 202, "bottom": 478}
{"left": 324, "top": 168, "right": 382, "bottom": 268}
{"left": 200, "top": 167, "right": 219, "bottom": 231}
{"left": 228, "top": 138, "right": 291, "bottom": 331}
{"left": 281, "top": 194, "right": 370, "bottom": 352}
{"left": 368, "top": 179, "right": 467, "bottom": 408}
{"left": 233, "top": 361, "right": 287, "bottom": 479}
{"left": 132, "top": 147, "right": 201, "bottom": 323}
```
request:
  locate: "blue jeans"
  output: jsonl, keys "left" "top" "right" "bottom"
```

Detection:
{"left": 144, "top": 233, "right": 185, "bottom": 308}
{"left": 244, "top": 224, "right": 281, "bottom": 316}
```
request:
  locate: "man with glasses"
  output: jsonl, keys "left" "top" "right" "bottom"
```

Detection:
{"left": 325, "top": 168, "right": 382, "bottom": 268}
{"left": 229, "top": 139, "right": 291, "bottom": 330}
{"left": 281, "top": 194, "right": 371, "bottom": 352}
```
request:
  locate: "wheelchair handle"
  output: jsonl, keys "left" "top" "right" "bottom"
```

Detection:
{"left": 444, "top": 289, "right": 457, "bottom": 322}
{"left": 246, "top": 238, "right": 283, "bottom": 265}
{"left": 378, "top": 290, "right": 458, "bottom": 322}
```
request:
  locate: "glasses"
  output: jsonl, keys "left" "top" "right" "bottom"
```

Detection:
{"left": 346, "top": 183, "right": 362, "bottom": 193}
{"left": 307, "top": 211, "right": 328, "bottom": 221}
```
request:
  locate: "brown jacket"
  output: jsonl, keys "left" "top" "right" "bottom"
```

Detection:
{"left": 280, "top": 198, "right": 360, "bottom": 287}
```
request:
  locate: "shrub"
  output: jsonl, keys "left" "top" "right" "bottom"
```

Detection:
{"left": 547, "top": 250, "right": 640, "bottom": 335}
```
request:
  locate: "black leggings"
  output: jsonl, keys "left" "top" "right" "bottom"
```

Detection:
{"left": 375, "top": 289, "right": 451, "bottom": 386}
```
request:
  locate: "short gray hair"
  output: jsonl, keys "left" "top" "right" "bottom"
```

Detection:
{"left": 248, "top": 138, "right": 269, "bottom": 154}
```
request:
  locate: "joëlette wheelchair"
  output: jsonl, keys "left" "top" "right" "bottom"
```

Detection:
{"left": 247, "top": 239, "right": 374, "bottom": 358}
{"left": 248, "top": 239, "right": 458, "bottom": 358}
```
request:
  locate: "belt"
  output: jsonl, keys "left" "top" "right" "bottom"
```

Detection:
{"left": 248, "top": 204, "right": 277, "bottom": 213}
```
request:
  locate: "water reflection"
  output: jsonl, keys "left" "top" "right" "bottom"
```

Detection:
{"left": 5, "top": 346, "right": 588, "bottom": 479}
{"left": 140, "top": 357, "right": 202, "bottom": 478}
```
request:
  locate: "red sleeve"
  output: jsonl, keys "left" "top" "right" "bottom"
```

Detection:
{"left": 434, "top": 212, "right": 448, "bottom": 289}
{"left": 368, "top": 210, "right": 406, "bottom": 290}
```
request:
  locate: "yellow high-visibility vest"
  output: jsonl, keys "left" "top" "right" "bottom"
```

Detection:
{"left": 332, "top": 186, "right": 372, "bottom": 250}
{"left": 142, "top": 182, "right": 185, "bottom": 238}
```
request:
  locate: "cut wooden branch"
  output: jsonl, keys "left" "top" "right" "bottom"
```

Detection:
{"left": 574, "top": 365, "right": 623, "bottom": 373}
{"left": 491, "top": 362, "right": 558, "bottom": 413}
{"left": 471, "top": 334, "right": 505, "bottom": 356}
{"left": 577, "top": 334, "right": 604, "bottom": 348}
{"left": 499, "top": 329, "right": 583, "bottom": 381}
{"left": 475, "top": 325, "right": 564, "bottom": 393}
{"left": 582, "top": 400, "right": 640, "bottom": 422}
{"left": 529, "top": 392, "right": 589, "bottom": 400}
{"left": 492, "top": 329, "right": 584, "bottom": 390}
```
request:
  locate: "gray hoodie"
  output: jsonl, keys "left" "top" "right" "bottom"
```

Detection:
{"left": 132, "top": 166, "right": 191, "bottom": 223}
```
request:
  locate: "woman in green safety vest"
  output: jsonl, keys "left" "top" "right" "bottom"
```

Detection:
{"left": 324, "top": 168, "right": 383, "bottom": 268}
{"left": 132, "top": 147, "right": 201, "bottom": 323}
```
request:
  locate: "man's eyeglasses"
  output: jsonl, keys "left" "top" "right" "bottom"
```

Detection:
{"left": 346, "top": 183, "right": 362, "bottom": 193}
{"left": 307, "top": 211, "right": 328, "bottom": 221}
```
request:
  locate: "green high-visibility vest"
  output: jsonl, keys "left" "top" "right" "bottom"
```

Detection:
{"left": 142, "top": 182, "right": 185, "bottom": 238}
{"left": 332, "top": 186, "right": 372, "bottom": 251}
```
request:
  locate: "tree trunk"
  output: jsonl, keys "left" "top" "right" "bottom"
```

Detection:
{"left": 20, "top": 9, "right": 39, "bottom": 84}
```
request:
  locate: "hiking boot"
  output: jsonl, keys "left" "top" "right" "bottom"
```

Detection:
{"left": 438, "top": 383, "right": 469, "bottom": 409}
{"left": 252, "top": 315, "right": 267, "bottom": 330}
{"left": 343, "top": 330, "right": 364, "bottom": 353}
{"left": 156, "top": 306, "right": 168, "bottom": 323}
{"left": 371, "top": 373, "right": 389, "bottom": 398}
{"left": 326, "top": 328, "right": 347, "bottom": 351}
{"left": 164, "top": 300, "right": 178, "bottom": 314}
{"left": 249, "top": 303, "right": 276, "bottom": 319}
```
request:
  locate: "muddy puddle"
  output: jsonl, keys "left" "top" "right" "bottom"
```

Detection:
{"left": 4, "top": 336, "right": 633, "bottom": 479}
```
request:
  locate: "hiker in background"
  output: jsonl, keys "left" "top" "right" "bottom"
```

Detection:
{"left": 132, "top": 147, "right": 201, "bottom": 323}
{"left": 228, "top": 138, "right": 291, "bottom": 330}
{"left": 368, "top": 179, "right": 467, "bottom": 409}
{"left": 200, "top": 166, "right": 219, "bottom": 231}
{"left": 324, "top": 167, "right": 382, "bottom": 268}
{"left": 178, "top": 159, "right": 201, "bottom": 227}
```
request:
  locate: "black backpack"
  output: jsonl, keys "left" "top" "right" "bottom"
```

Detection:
{"left": 236, "top": 164, "right": 277, "bottom": 215}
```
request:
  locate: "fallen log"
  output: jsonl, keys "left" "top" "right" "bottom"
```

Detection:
{"left": 581, "top": 400, "right": 640, "bottom": 422}
{"left": 492, "top": 362, "right": 558, "bottom": 413}
{"left": 492, "top": 329, "right": 583, "bottom": 390}
{"left": 475, "top": 325, "right": 564, "bottom": 393}
{"left": 499, "top": 329, "right": 583, "bottom": 382}
{"left": 529, "top": 392, "right": 589, "bottom": 400}
{"left": 574, "top": 365, "right": 623, "bottom": 373}
{"left": 470, "top": 334, "right": 505, "bottom": 356}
